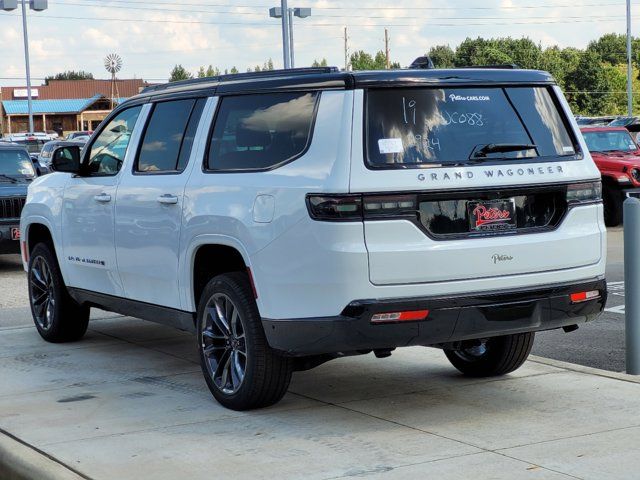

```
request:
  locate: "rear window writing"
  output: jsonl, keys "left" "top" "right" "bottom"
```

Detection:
{"left": 366, "top": 87, "right": 576, "bottom": 168}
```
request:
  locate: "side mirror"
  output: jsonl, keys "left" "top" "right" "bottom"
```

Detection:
{"left": 51, "top": 145, "right": 81, "bottom": 173}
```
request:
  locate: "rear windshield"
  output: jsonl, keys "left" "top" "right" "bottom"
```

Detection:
{"left": 582, "top": 130, "right": 637, "bottom": 152}
{"left": 14, "top": 139, "right": 46, "bottom": 154}
{"left": 366, "top": 87, "right": 576, "bottom": 168}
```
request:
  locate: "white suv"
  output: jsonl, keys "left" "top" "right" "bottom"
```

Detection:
{"left": 21, "top": 66, "right": 607, "bottom": 410}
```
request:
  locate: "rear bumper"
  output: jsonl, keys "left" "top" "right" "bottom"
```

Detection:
{"left": 262, "top": 278, "right": 607, "bottom": 356}
{"left": 0, "top": 224, "right": 20, "bottom": 254}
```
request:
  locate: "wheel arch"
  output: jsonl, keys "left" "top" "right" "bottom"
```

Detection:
{"left": 184, "top": 235, "right": 257, "bottom": 313}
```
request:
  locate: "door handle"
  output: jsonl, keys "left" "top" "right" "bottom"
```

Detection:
{"left": 93, "top": 193, "right": 111, "bottom": 203}
{"left": 157, "top": 194, "right": 179, "bottom": 205}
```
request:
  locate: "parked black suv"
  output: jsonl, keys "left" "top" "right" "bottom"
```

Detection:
{"left": 0, "top": 144, "right": 35, "bottom": 254}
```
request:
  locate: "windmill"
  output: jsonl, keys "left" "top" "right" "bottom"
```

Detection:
{"left": 104, "top": 53, "right": 123, "bottom": 110}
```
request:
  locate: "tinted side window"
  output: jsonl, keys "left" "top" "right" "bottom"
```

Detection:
{"left": 206, "top": 92, "right": 318, "bottom": 171}
{"left": 87, "top": 106, "right": 142, "bottom": 175}
{"left": 136, "top": 98, "right": 205, "bottom": 173}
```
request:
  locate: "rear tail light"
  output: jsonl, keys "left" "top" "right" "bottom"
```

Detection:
{"left": 306, "top": 195, "right": 362, "bottom": 221}
{"left": 570, "top": 290, "right": 600, "bottom": 303}
{"left": 363, "top": 195, "right": 417, "bottom": 219}
{"left": 566, "top": 181, "right": 602, "bottom": 204}
{"left": 371, "top": 310, "right": 429, "bottom": 323}
{"left": 306, "top": 194, "right": 418, "bottom": 221}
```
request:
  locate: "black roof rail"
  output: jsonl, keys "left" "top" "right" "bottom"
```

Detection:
{"left": 141, "top": 66, "right": 341, "bottom": 94}
{"left": 459, "top": 64, "right": 520, "bottom": 69}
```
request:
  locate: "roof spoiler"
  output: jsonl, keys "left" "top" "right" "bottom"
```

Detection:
{"left": 409, "top": 56, "right": 434, "bottom": 69}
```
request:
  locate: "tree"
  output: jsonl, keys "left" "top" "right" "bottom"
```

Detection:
{"left": 169, "top": 64, "right": 192, "bottom": 82}
{"left": 565, "top": 51, "right": 612, "bottom": 115}
{"left": 427, "top": 45, "right": 455, "bottom": 68}
{"left": 587, "top": 33, "right": 640, "bottom": 69}
{"left": 350, "top": 50, "right": 387, "bottom": 70}
{"left": 44, "top": 70, "right": 94, "bottom": 85}
{"left": 312, "top": 58, "right": 328, "bottom": 67}
{"left": 206, "top": 65, "right": 220, "bottom": 77}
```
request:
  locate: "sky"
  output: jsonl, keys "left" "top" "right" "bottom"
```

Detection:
{"left": 0, "top": 0, "right": 637, "bottom": 87}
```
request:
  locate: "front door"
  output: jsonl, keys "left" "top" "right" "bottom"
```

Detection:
{"left": 61, "top": 105, "right": 144, "bottom": 296}
{"left": 115, "top": 98, "right": 207, "bottom": 309}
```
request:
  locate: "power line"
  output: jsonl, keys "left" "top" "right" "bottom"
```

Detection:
{"left": 0, "top": 12, "right": 634, "bottom": 27}
{"left": 46, "top": 1, "right": 640, "bottom": 21}
{"left": 49, "top": 0, "right": 640, "bottom": 10}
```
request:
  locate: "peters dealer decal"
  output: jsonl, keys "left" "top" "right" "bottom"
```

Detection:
{"left": 417, "top": 164, "right": 565, "bottom": 183}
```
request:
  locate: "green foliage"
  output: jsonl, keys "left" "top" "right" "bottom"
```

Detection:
{"left": 350, "top": 50, "right": 388, "bottom": 70}
{"left": 169, "top": 64, "right": 192, "bottom": 82}
{"left": 44, "top": 70, "right": 94, "bottom": 85}
{"left": 312, "top": 58, "right": 328, "bottom": 67}
{"left": 427, "top": 45, "right": 455, "bottom": 68}
{"left": 420, "top": 34, "right": 639, "bottom": 115}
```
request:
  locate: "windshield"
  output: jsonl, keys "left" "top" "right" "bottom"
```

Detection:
{"left": 609, "top": 117, "right": 635, "bottom": 127}
{"left": 14, "top": 139, "right": 46, "bottom": 154}
{"left": 583, "top": 130, "right": 637, "bottom": 152}
{"left": 0, "top": 149, "right": 36, "bottom": 176}
{"left": 366, "top": 86, "right": 576, "bottom": 168}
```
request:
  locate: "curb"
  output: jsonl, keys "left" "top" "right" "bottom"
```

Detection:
{"left": 0, "top": 429, "right": 87, "bottom": 480}
{"left": 529, "top": 355, "right": 640, "bottom": 384}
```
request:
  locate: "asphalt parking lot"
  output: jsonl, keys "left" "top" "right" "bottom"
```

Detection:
{"left": 0, "top": 229, "right": 638, "bottom": 480}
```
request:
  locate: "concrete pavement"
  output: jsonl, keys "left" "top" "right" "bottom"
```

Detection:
{"left": 1, "top": 316, "right": 640, "bottom": 480}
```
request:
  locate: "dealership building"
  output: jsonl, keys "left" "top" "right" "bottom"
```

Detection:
{"left": 0, "top": 79, "right": 148, "bottom": 136}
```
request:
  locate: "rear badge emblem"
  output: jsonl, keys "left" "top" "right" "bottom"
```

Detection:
{"left": 492, "top": 254, "right": 514, "bottom": 264}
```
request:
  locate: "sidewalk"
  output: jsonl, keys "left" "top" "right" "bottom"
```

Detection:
{"left": 1, "top": 316, "right": 639, "bottom": 480}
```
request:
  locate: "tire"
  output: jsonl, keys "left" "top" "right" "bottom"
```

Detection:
{"left": 603, "top": 185, "right": 623, "bottom": 227}
{"left": 197, "top": 272, "right": 293, "bottom": 410}
{"left": 27, "top": 243, "right": 90, "bottom": 343}
{"left": 444, "top": 332, "right": 534, "bottom": 377}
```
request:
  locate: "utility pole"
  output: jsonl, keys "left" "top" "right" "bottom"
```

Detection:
{"left": 344, "top": 27, "right": 349, "bottom": 71}
{"left": 288, "top": 8, "right": 295, "bottom": 68}
{"left": 2, "top": 0, "right": 48, "bottom": 133}
{"left": 384, "top": 28, "right": 390, "bottom": 69}
{"left": 627, "top": 0, "right": 633, "bottom": 116}
{"left": 281, "top": 0, "right": 291, "bottom": 69}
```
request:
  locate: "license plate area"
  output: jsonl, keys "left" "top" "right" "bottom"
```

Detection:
{"left": 467, "top": 199, "right": 517, "bottom": 232}
{"left": 10, "top": 227, "right": 20, "bottom": 241}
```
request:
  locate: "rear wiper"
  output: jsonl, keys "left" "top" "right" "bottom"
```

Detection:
{"left": 470, "top": 143, "right": 538, "bottom": 159}
{"left": 0, "top": 174, "right": 18, "bottom": 183}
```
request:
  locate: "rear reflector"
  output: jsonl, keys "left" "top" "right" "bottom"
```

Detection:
{"left": 570, "top": 290, "right": 600, "bottom": 303}
{"left": 371, "top": 310, "right": 429, "bottom": 323}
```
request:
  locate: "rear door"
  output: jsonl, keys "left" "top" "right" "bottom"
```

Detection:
{"left": 114, "top": 97, "right": 207, "bottom": 308}
{"left": 350, "top": 86, "right": 602, "bottom": 285}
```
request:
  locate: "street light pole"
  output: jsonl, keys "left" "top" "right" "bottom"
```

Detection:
{"left": 20, "top": 0, "right": 34, "bottom": 132}
{"left": 281, "top": 0, "right": 291, "bottom": 69}
{"left": 269, "top": 5, "right": 310, "bottom": 69}
{"left": 288, "top": 8, "right": 295, "bottom": 68}
{"left": 627, "top": 0, "right": 633, "bottom": 116}
{"left": 1, "top": 0, "right": 47, "bottom": 133}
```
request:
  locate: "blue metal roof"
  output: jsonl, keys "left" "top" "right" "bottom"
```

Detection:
{"left": 2, "top": 94, "right": 128, "bottom": 115}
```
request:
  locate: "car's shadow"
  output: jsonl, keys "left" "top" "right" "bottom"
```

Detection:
{"left": 0, "top": 253, "right": 23, "bottom": 273}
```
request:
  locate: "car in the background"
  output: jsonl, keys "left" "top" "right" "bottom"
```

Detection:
{"left": 0, "top": 144, "right": 36, "bottom": 254}
{"left": 576, "top": 115, "right": 619, "bottom": 127}
{"left": 581, "top": 126, "right": 640, "bottom": 226}
{"left": 65, "top": 131, "right": 93, "bottom": 140}
{"left": 46, "top": 130, "right": 60, "bottom": 140}
{"left": 38, "top": 140, "right": 86, "bottom": 169}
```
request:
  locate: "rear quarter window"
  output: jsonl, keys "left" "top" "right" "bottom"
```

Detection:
{"left": 206, "top": 91, "right": 319, "bottom": 172}
{"left": 366, "top": 86, "right": 577, "bottom": 169}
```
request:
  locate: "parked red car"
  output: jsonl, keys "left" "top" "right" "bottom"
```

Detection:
{"left": 581, "top": 126, "right": 640, "bottom": 226}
